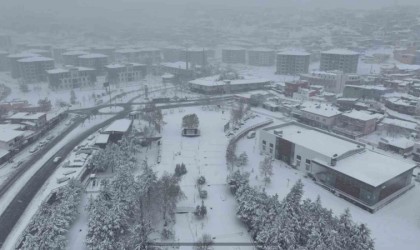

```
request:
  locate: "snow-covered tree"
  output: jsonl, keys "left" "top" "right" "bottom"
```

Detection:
{"left": 259, "top": 156, "right": 274, "bottom": 186}
{"left": 182, "top": 113, "right": 200, "bottom": 129}
{"left": 236, "top": 151, "right": 248, "bottom": 167}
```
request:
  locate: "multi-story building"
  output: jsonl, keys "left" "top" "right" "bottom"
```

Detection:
{"left": 276, "top": 51, "right": 310, "bottom": 75}
{"left": 184, "top": 47, "right": 212, "bottom": 66}
{"left": 259, "top": 122, "right": 416, "bottom": 212}
{"left": 138, "top": 48, "right": 161, "bottom": 65}
{"left": 222, "top": 47, "right": 246, "bottom": 64}
{"left": 343, "top": 85, "right": 390, "bottom": 100}
{"left": 78, "top": 53, "right": 108, "bottom": 75}
{"left": 248, "top": 48, "right": 275, "bottom": 66}
{"left": 384, "top": 97, "right": 420, "bottom": 115}
{"left": 91, "top": 46, "right": 115, "bottom": 62}
{"left": 62, "top": 50, "right": 88, "bottom": 66}
{"left": 293, "top": 102, "right": 342, "bottom": 129}
{"left": 333, "top": 110, "right": 382, "bottom": 139}
{"left": 22, "top": 49, "right": 52, "bottom": 58}
{"left": 105, "top": 63, "right": 147, "bottom": 84}
{"left": 0, "top": 35, "right": 12, "bottom": 51}
{"left": 115, "top": 48, "right": 140, "bottom": 63}
{"left": 162, "top": 46, "right": 184, "bottom": 62}
{"left": 300, "top": 70, "right": 361, "bottom": 94}
{"left": 7, "top": 52, "right": 40, "bottom": 78}
{"left": 160, "top": 61, "right": 197, "bottom": 82}
{"left": 17, "top": 57, "right": 55, "bottom": 83}
{"left": 0, "top": 51, "right": 8, "bottom": 71}
{"left": 320, "top": 49, "right": 359, "bottom": 73}
{"left": 8, "top": 112, "right": 47, "bottom": 129}
{"left": 47, "top": 66, "right": 96, "bottom": 89}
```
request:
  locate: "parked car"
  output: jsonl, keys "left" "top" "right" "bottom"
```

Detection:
{"left": 247, "top": 131, "right": 256, "bottom": 139}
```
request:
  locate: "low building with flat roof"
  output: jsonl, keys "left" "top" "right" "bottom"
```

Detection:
{"left": 293, "top": 102, "right": 342, "bottom": 129}
{"left": 259, "top": 122, "right": 416, "bottom": 212}
{"left": 333, "top": 110, "right": 383, "bottom": 139}
{"left": 102, "top": 118, "right": 132, "bottom": 142}
{"left": 189, "top": 75, "right": 271, "bottom": 94}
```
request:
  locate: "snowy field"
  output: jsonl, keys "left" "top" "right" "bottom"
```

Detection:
{"left": 1, "top": 114, "right": 115, "bottom": 250}
{"left": 235, "top": 129, "right": 420, "bottom": 250}
{"left": 154, "top": 106, "right": 270, "bottom": 249}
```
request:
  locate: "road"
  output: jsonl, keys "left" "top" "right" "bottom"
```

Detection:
{"left": 0, "top": 90, "right": 234, "bottom": 248}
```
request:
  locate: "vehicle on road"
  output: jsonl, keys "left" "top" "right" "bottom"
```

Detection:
{"left": 65, "top": 120, "right": 72, "bottom": 126}
{"left": 57, "top": 177, "right": 70, "bottom": 184}
{"left": 46, "top": 135, "right": 55, "bottom": 141}
{"left": 87, "top": 135, "right": 95, "bottom": 141}
{"left": 53, "top": 157, "right": 62, "bottom": 163}
{"left": 247, "top": 131, "right": 256, "bottom": 139}
{"left": 12, "top": 160, "right": 24, "bottom": 169}
{"left": 29, "top": 146, "right": 38, "bottom": 153}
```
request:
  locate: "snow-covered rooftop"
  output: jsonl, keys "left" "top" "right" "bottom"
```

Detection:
{"left": 265, "top": 123, "right": 362, "bottom": 158}
{"left": 103, "top": 118, "right": 132, "bottom": 133}
{"left": 105, "top": 63, "right": 143, "bottom": 69}
{"left": 190, "top": 75, "right": 270, "bottom": 87}
{"left": 222, "top": 46, "right": 246, "bottom": 51}
{"left": 249, "top": 47, "right": 274, "bottom": 52}
{"left": 8, "top": 112, "right": 46, "bottom": 120}
{"left": 300, "top": 102, "right": 341, "bottom": 117}
{"left": 61, "top": 51, "right": 88, "bottom": 56}
{"left": 17, "top": 57, "right": 53, "bottom": 63}
{"left": 95, "top": 134, "right": 110, "bottom": 144}
{"left": 327, "top": 150, "right": 416, "bottom": 187}
{"left": 381, "top": 118, "right": 418, "bottom": 130}
{"left": 342, "top": 110, "right": 381, "bottom": 121}
{"left": 0, "top": 126, "right": 25, "bottom": 142}
{"left": 322, "top": 48, "right": 359, "bottom": 55}
{"left": 380, "top": 137, "right": 415, "bottom": 149}
{"left": 346, "top": 85, "right": 388, "bottom": 91}
{"left": 78, "top": 53, "right": 108, "bottom": 59}
{"left": 7, "top": 52, "right": 40, "bottom": 59}
{"left": 277, "top": 50, "right": 310, "bottom": 56}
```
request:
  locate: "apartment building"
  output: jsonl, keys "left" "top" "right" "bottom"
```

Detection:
{"left": 320, "top": 49, "right": 359, "bottom": 73}
{"left": 276, "top": 51, "right": 310, "bottom": 75}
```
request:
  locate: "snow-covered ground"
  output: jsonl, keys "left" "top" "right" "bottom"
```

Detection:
{"left": 0, "top": 114, "right": 114, "bottom": 250}
{"left": 235, "top": 128, "right": 420, "bottom": 250}
{"left": 153, "top": 106, "right": 269, "bottom": 249}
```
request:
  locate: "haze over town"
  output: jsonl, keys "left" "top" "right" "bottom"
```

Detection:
{"left": 0, "top": 0, "right": 420, "bottom": 249}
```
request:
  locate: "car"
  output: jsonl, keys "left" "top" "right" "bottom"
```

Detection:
{"left": 46, "top": 135, "right": 55, "bottom": 141}
{"left": 38, "top": 141, "right": 46, "bottom": 147}
{"left": 87, "top": 135, "right": 95, "bottom": 141}
{"left": 246, "top": 131, "right": 256, "bottom": 139}
{"left": 29, "top": 147, "right": 38, "bottom": 153}
{"left": 65, "top": 121, "right": 72, "bottom": 126}
{"left": 53, "top": 157, "right": 62, "bottom": 163}
{"left": 12, "top": 161, "right": 24, "bottom": 169}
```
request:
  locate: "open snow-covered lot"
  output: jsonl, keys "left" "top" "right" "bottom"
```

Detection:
{"left": 236, "top": 130, "right": 420, "bottom": 250}
{"left": 154, "top": 106, "right": 269, "bottom": 249}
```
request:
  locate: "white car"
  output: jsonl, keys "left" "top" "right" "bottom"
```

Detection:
{"left": 29, "top": 147, "right": 38, "bottom": 153}
{"left": 46, "top": 135, "right": 55, "bottom": 141}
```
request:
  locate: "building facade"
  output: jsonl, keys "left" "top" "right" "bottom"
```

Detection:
{"left": 105, "top": 63, "right": 147, "bottom": 84}
{"left": 222, "top": 47, "right": 246, "bottom": 64}
{"left": 62, "top": 51, "right": 89, "bottom": 66}
{"left": 320, "top": 49, "right": 359, "bottom": 73}
{"left": 300, "top": 71, "right": 361, "bottom": 94}
{"left": 276, "top": 51, "right": 310, "bottom": 75}
{"left": 248, "top": 48, "right": 275, "bottom": 66}
{"left": 47, "top": 66, "right": 97, "bottom": 89}
{"left": 259, "top": 122, "right": 416, "bottom": 212}
{"left": 17, "top": 57, "right": 55, "bottom": 83}
{"left": 78, "top": 53, "right": 108, "bottom": 75}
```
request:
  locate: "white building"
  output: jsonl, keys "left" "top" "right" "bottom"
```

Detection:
{"left": 259, "top": 122, "right": 416, "bottom": 212}
{"left": 300, "top": 70, "right": 361, "bottom": 94}
{"left": 293, "top": 102, "right": 342, "bottom": 129}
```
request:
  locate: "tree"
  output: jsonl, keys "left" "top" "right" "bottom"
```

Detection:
{"left": 70, "top": 90, "right": 77, "bottom": 104}
{"left": 236, "top": 152, "right": 248, "bottom": 167}
{"left": 225, "top": 140, "right": 237, "bottom": 169}
{"left": 259, "top": 156, "right": 274, "bottom": 186}
{"left": 194, "top": 234, "right": 213, "bottom": 250}
{"left": 175, "top": 163, "right": 187, "bottom": 177}
{"left": 182, "top": 113, "right": 200, "bottom": 129}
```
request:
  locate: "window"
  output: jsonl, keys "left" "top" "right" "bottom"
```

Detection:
{"left": 306, "top": 159, "right": 311, "bottom": 164}
{"left": 269, "top": 148, "right": 273, "bottom": 154}
{"left": 296, "top": 155, "right": 301, "bottom": 160}
{"left": 262, "top": 140, "right": 266, "bottom": 145}
{"left": 269, "top": 143, "right": 273, "bottom": 148}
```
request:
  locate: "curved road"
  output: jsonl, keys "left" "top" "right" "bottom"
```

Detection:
{"left": 0, "top": 91, "right": 234, "bottom": 248}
